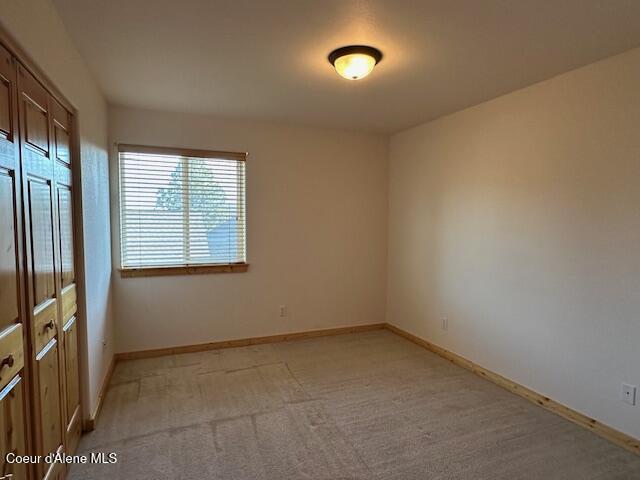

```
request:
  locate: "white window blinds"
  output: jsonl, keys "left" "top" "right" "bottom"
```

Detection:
{"left": 118, "top": 145, "right": 246, "bottom": 269}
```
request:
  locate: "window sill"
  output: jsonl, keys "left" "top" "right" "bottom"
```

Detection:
{"left": 119, "top": 263, "right": 249, "bottom": 278}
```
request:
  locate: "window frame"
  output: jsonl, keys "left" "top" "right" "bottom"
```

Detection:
{"left": 116, "top": 143, "right": 249, "bottom": 277}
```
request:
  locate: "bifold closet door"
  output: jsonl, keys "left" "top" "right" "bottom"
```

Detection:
{"left": 18, "top": 64, "right": 64, "bottom": 480}
{"left": 51, "top": 99, "right": 81, "bottom": 455}
{"left": 0, "top": 44, "right": 29, "bottom": 480}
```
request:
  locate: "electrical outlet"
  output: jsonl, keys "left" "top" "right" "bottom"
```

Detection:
{"left": 441, "top": 317, "right": 448, "bottom": 331}
{"left": 621, "top": 383, "right": 637, "bottom": 405}
{"left": 279, "top": 305, "right": 288, "bottom": 317}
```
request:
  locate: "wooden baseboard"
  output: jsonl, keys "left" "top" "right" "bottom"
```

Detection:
{"left": 83, "top": 355, "right": 116, "bottom": 432}
{"left": 114, "top": 323, "right": 386, "bottom": 361}
{"left": 384, "top": 323, "right": 640, "bottom": 456}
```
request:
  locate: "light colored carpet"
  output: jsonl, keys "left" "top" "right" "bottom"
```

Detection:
{"left": 70, "top": 330, "right": 640, "bottom": 479}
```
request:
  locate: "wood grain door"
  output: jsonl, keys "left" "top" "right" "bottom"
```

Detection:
{"left": 0, "top": 375, "right": 28, "bottom": 480}
{"left": 0, "top": 44, "right": 30, "bottom": 480}
{"left": 51, "top": 99, "right": 81, "bottom": 455}
{"left": 17, "top": 64, "right": 64, "bottom": 480}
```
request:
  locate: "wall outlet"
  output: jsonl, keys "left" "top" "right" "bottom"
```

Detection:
{"left": 441, "top": 317, "right": 448, "bottom": 331}
{"left": 621, "top": 383, "right": 637, "bottom": 405}
{"left": 279, "top": 305, "right": 288, "bottom": 317}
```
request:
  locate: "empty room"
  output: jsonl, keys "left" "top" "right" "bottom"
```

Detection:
{"left": 1, "top": 0, "right": 639, "bottom": 479}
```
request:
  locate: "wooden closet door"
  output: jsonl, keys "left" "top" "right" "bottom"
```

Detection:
{"left": 0, "top": 45, "right": 30, "bottom": 480}
{"left": 18, "top": 65, "right": 64, "bottom": 480}
{"left": 0, "top": 374, "right": 28, "bottom": 480}
{"left": 51, "top": 99, "right": 81, "bottom": 455}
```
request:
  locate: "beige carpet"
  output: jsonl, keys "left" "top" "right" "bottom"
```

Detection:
{"left": 70, "top": 330, "right": 640, "bottom": 479}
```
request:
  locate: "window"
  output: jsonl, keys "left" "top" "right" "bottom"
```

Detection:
{"left": 118, "top": 144, "right": 247, "bottom": 274}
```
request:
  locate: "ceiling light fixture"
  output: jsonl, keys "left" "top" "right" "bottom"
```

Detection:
{"left": 328, "top": 45, "right": 383, "bottom": 80}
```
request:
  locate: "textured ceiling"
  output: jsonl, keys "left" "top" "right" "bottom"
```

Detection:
{"left": 52, "top": 0, "right": 640, "bottom": 133}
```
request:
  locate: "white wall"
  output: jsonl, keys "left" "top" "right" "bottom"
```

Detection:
{"left": 0, "top": 0, "right": 113, "bottom": 415}
{"left": 109, "top": 106, "right": 388, "bottom": 353}
{"left": 387, "top": 47, "right": 640, "bottom": 438}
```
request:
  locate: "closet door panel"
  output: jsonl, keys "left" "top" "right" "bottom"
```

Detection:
{"left": 28, "top": 178, "right": 56, "bottom": 306}
{"left": 0, "top": 45, "right": 14, "bottom": 142}
{"left": 0, "top": 375, "right": 28, "bottom": 480}
{"left": 19, "top": 66, "right": 48, "bottom": 153}
{"left": 0, "top": 324, "right": 24, "bottom": 390}
{"left": 24, "top": 98, "right": 48, "bottom": 154}
{"left": 0, "top": 171, "right": 19, "bottom": 331}
{"left": 19, "top": 65, "right": 65, "bottom": 479}
{"left": 2, "top": 39, "right": 83, "bottom": 479}
{"left": 0, "top": 44, "right": 29, "bottom": 480}
{"left": 60, "top": 286, "right": 76, "bottom": 325}
{"left": 33, "top": 300, "right": 57, "bottom": 357}
{"left": 34, "top": 339, "right": 62, "bottom": 480}
{"left": 11, "top": 49, "right": 82, "bottom": 477}
{"left": 62, "top": 318, "right": 78, "bottom": 418}
{"left": 0, "top": 71, "right": 10, "bottom": 139}
{"left": 52, "top": 97, "right": 80, "bottom": 458}
{"left": 62, "top": 316, "right": 80, "bottom": 453}
{"left": 52, "top": 100, "right": 70, "bottom": 166}
{"left": 54, "top": 125, "right": 70, "bottom": 166}
{"left": 57, "top": 186, "right": 74, "bottom": 288}
{"left": 0, "top": 44, "right": 21, "bottom": 334}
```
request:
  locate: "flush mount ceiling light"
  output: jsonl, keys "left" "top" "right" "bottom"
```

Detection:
{"left": 328, "top": 45, "right": 383, "bottom": 80}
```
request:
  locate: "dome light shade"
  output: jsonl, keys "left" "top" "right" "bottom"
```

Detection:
{"left": 328, "top": 45, "right": 383, "bottom": 80}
